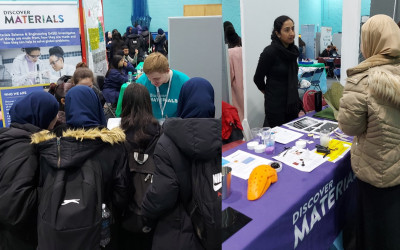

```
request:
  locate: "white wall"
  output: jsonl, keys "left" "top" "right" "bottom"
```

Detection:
{"left": 341, "top": 0, "right": 362, "bottom": 85}
{"left": 241, "top": 0, "right": 299, "bottom": 128}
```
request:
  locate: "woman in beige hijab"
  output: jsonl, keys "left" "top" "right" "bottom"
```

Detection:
{"left": 337, "top": 14, "right": 400, "bottom": 249}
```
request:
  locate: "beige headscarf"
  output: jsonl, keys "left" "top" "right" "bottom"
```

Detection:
{"left": 348, "top": 14, "right": 400, "bottom": 76}
{"left": 361, "top": 14, "right": 400, "bottom": 58}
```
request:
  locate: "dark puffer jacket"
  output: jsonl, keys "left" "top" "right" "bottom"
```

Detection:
{"left": 103, "top": 69, "right": 129, "bottom": 104}
{"left": 0, "top": 123, "right": 42, "bottom": 250}
{"left": 142, "top": 117, "right": 221, "bottom": 250}
{"left": 31, "top": 127, "right": 130, "bottom": 249}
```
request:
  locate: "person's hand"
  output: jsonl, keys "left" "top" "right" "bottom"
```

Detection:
{"left": 27, "top": 71, "right": 37, "bottom": 79}
{"left": 123, "top": 61, "right": 128, "bottom": 67}
{"left": 135, "top": 49, "right": 139, "bottom": 54}
{"left": 42, "top": 70, "right": 51, "bottom": 79}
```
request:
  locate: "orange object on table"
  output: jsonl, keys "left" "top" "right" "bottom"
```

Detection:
{"left": 247, "top": 165, "right": 278, "bottom": 201}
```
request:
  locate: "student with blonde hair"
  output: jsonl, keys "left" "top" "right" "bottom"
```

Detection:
{"left": 136, "top": 52, "right": 190, "bottom": 123}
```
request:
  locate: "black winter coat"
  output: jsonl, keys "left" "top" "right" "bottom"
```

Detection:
{"left": 126, "top": 34, "right": 144, "bottom": 61}
{"left": 0, "top": 123, "right": 42, "bottom": 250}
{"left": 140, "top": 30, "right": 154, "bottom": 55}
{"left": 154, "top": 33, "right": 167, "bottom": 56}
{"left": 253, "top": 41, "right": 300, "bottom": 127}
{"left": 31, "top": 127, "right": 130, "bottom": 249}
{"left": 142, "top": 118, "right": 221, "bottom": 250}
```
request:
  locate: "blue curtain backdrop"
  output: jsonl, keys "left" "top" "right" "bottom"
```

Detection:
{"left": 132, "top": 0, "right": 151, "bottom": 28}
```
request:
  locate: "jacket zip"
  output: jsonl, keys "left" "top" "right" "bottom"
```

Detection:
{"left": 57, "top": 137, "right": 61, "bottom": 168}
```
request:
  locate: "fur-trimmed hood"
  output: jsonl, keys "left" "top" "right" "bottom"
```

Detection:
{"left": 32, "top": 127, "right": 125, "bottom": 169}
{"left": 347, "top": 61, "right": 400, "bottom": 108}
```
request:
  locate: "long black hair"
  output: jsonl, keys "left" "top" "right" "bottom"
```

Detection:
{"left": 270, "top": 15, "right": 294, "bottom": 41}
{"left": 120, "top": 83, "right": 159, "bottom": 148}
{"left": 106, "top": 55, "right": 123, "bottom": 77}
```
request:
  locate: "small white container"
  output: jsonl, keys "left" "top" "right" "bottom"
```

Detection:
{"left": 270, "top": 161, "right": 283, "bottom": 172}
{"left": 254, "top": 144, "right": 266, "bottom": 153}
{"left": 295, "top": 140, "right": 307, "bottom": 149}
{"left": 247, "top": 141, "right": 259, "bottom": 150}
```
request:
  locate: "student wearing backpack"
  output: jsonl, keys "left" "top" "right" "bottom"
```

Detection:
{"left": 119, "top": 83, "right": 162, "bottom": 250}
{"left": 154, "top": 28, "right": 167, "bottom": 57}
{"left": 0, "top": 91, "right": 59, "bottom": 250}
{"left": 126, "top": 27, "right": 145, "bottom": 63}
{"left": 142, "top": 77, "right": 222, "bottom": 250}
{"left": 140, "top": 26, "right": 154, "bottom": 57}
{"left": 32, "top": 86, "right": 130, "bottom": 250}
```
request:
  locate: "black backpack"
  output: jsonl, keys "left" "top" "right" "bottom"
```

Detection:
{"left": 37, "top": 143, "right": 104, "bottom": 250}
{"left": 127, "top": 36, "right": 142, "bottom": 58}
{"left": 185, "top": 157, "right": 222, "bottom": 250}
{"left": 122, "top": 129, "right": 161, "bottom": 233}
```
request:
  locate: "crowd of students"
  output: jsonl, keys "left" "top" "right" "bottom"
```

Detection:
{"left": 0, "top": 41, "right": 221, "bottom": 249}
{"left": 106, "top": 25, "right": 168, "bottom": 67}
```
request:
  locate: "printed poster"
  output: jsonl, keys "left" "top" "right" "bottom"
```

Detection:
{"left": 82, "top": 0, "right": 108, "bottom": 75}
{"left": 0, "top": 1, "right": 82, "bottom": 87}
{"left": 0, "top": 84, "right": 48, "bottom": 127}
{"left": 320, "top": 27, "right": 332, "bottom": 54}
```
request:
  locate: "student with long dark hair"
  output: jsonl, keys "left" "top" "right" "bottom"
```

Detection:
{"left": 103, "top": 55, "right": 129, "bottom": 106}
{"left": 253, "top": 15, "right": 301, "bottom": 127}
{"left": 119, "top": 83, "right": 161, "bottom": 250}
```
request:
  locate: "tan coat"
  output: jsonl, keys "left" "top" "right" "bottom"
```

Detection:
{"left": 338, "top": 15, "right": 400, "bottom": 188}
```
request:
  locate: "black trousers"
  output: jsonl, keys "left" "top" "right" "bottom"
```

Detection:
{"left": 355, "top": 179, "right": 400, "bottom": 250}
{"left": 263, "top": 110, "right": 298, "bottom": 128}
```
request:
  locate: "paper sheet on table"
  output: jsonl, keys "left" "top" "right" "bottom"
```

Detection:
{"left": 271, "top": 126, "right": 305, "bottom": 144}
{"left": 107, "top": 118, "right": 121, "bottom": 130}
{"left": 273, "top": 148, "right": 327, "bottom": 172}
{"left": 224, "top": 150, "right": 272, "bottom": 180}
{"left": 313, "top": 139, "right": 352, "bottom": 163}
{"left": 283, "top": 116, "right": 338, "bottom": 134}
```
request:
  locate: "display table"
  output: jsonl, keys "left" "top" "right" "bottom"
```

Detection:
{"left": 222, "top": 115, "right": 356, "bottom": 250}
{"left": 298, "top": 63, "right": 328, "bottom": 93}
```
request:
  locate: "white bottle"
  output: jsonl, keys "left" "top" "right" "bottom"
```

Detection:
{"left": 100, "top": 203, "right": 111, "bottom": 247}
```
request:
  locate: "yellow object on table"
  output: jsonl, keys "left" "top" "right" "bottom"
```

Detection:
{"left": 315, "top": 138, "right": 352, "bottom": 162}
{"left": 247, "top": 165, "right": 277, "bottom": 201}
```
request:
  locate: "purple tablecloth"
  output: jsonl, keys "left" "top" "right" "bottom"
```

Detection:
{"left": 222, "top": 117, "right": 356, "bottom": 250}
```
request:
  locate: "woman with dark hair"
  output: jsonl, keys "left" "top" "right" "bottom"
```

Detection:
{"left": 119, "top": 83, "right": 161, "bottom": 250}
{"left": 142, "top": 77, "right": 221, "bottom": 250}
{"left": 0, "top": 91, "right": 58, "bottom": 250}
{"left": 103, "top": 55, "right": 129, "bottom": 105}
{"left": 225, "top": 25, "right": 242, "bottom": 48}
{"left": 11, "top": 47, "right": 49, "bottom": 86}
{"left": 253, "top": 15, "right": 301, "bottom": 127}
{"left": 226, "top": 24, "right": 244, "bottom": 122}
{"left": 110, "top": 31, "right": 125, "bottom": 60}
{"left": 48, "top": 46, "right": 76, "bottom": 82}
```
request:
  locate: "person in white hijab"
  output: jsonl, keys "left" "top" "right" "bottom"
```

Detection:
{"left": 337, "top": 14, "right": 400, "bottom": 249}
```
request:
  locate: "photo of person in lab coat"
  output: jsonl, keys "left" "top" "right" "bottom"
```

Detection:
{"left": 10, "top": 47, "right": 50, "bottom": 86}
{"left": 48, "top": 46, "right": 76, "bottom": 83}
